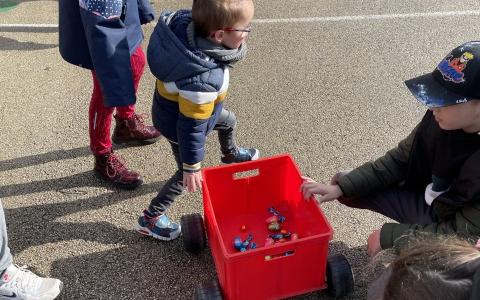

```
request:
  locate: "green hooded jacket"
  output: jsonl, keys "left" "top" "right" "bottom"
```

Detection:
{"left": 337, "top": 111, "right": 480, "bottom": 249}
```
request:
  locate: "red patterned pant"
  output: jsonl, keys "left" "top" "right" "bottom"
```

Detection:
{"left": 89, "top": 46, "right": 146, "bottom": 155}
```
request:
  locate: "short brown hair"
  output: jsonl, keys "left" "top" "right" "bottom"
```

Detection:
{"left": 192, "top": 0, "right": 251, "bottom": 37}
{"left": 383, "top": 236, "right": 480, "bottom": 300}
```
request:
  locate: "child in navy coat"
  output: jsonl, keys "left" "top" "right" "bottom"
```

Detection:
{"left": 59, "top": 0, "right": 160, "bottom": 189}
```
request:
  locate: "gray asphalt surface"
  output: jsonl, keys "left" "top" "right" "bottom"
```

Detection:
{"left": 1, "top": 1, "right": 480, "bottom": 299}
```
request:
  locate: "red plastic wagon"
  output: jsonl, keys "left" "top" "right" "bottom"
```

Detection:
{"left": 181, "top": 154, "right": 354, "bottom": 299}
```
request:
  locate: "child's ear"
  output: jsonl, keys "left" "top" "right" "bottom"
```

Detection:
{"left": 211, "top": 30, "right": 225, "bottom": 44}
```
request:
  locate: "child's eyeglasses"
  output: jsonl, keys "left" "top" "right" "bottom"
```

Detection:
{"left": 224, "top": 25, "right": 252, "bottom": 33}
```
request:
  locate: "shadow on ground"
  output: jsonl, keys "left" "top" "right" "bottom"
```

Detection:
{"left": 1, "top": 165, "right": 169, "bottom": 251}
{"left": 0, "top": 147, "right": 90, "bottom": 173}
{"left": 0, "top": 144, "right": 143, "bottom": 173}
{"left": 0, "top": 36, "right": 57, "bottom": 51}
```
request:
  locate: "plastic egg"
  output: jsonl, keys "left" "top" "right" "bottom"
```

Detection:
{"left": 268, "top": 222, "right": 281, "bottom": 231}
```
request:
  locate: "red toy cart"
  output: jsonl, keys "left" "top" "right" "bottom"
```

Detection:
{"left": 181, "top": 154, "right": 354, "bottom": 299}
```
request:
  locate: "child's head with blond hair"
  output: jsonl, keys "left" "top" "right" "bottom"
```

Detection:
{"left": 192, "top": 0, "right": 254, "bottom": 49}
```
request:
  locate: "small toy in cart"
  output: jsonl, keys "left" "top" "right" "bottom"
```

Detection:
{"left": 180, "top": 155, "right": 355, "bottom": 299}
{"left": 233, "top": 234, "right": 256, "bottom": 252}
{"left": 268, "top": 207, "right": 286, "bottom": 223}
{"left": 267, "top": 221, "right": 281, "bottom": 232}
{"left": 270, "top": 232, "right": 292, "bottom": 241}
{"left": 267, "top": 207, "right": 285, "bottom": 232}
{"left": 233, "top": 237, "right": 243, "bottom": 251}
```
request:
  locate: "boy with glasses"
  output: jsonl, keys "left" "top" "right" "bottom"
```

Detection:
{"left": 136, "top": 0, "right": 259, "bottom": 241}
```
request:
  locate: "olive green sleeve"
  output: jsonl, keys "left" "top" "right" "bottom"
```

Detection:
{"left": 380, "top": 204, "right": 480, "bottom": 249}
{"left": 337, "top": 124, "right": 419, "bottom": 197}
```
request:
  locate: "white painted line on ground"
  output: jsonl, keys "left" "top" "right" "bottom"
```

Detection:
{"left": 1, "top": 10, "right": 479, "bottom": 28}
{"left": 0, "top": 23, "right": 57, "bottom": 28}
{"left": 253, "top": 10, "right": 480, "bottom": 23}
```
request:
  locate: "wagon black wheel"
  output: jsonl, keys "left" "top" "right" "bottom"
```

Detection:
{"left": 181, "top": 213, "right": 207, "bottom": 254}
{"left": 194, "top": 279, "right": 223, "bottom": 300}
{"left": 326, "top": 254, "right": 354, "bottom": 298}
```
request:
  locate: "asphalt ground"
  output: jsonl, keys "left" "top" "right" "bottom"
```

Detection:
{"left": 1, "top": 1, "right": 480, "bottom": 299}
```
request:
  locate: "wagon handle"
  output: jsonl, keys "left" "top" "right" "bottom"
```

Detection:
{"left": 233, "top": 168, "right": 260, "bottom": 180}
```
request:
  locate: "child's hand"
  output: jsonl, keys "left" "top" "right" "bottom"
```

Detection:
{"left": 367, "top": 229, "right": 382, "bottom": 257}
{"left": 300, "top": 176, "right": 343, "bottom": 203}
{"left": 183, "top": 171, "right": 203, "bottom": 193}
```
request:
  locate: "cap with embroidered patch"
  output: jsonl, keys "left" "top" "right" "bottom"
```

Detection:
{"left": 405, "top": 41, "right": 480, "bottom": 108}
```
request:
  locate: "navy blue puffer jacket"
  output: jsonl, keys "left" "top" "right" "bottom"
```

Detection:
{"left": 148, "top": 10, "right": 230, "bottom": 172}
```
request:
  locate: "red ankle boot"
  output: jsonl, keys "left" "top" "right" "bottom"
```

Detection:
{"left": 112, "top": 113, "right": 161, "bottom": 146}
{"left": 94, "top": 151, "right": 143, "bottom": 190}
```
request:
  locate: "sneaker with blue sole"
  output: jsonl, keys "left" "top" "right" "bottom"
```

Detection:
{"left": 136, "top": 210, "right": 181, "bottom": 241}
{"left": 221, "top": 148, "right": 259, "bottom": 164}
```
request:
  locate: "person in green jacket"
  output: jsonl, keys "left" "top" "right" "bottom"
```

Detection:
{"left": 301, "top": 41, "right": 480, "bottom": 257}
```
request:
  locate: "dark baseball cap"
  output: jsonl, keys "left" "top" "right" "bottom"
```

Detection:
{"left": 405, "top": 41, "right": 480, "bottom": 108}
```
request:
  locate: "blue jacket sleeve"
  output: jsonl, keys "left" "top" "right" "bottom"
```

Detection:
{"left": 137, "top": 0, "right": 155, "bottom": 25}
{"left": 176, "top": 81, "right": 219, "bottom": 172}
{"left": 177, "top": 115, "right": 209, "bottom": 172}
{"left": 79, "top": 4, "right": 136, "bottom": 107}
